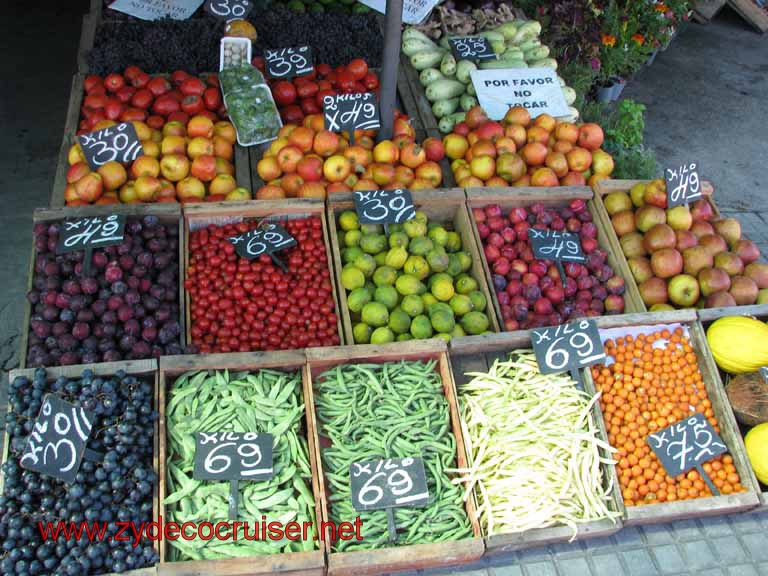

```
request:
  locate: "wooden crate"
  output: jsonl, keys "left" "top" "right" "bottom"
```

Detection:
{"left": 18, "top": 204, "right": 185, "bottom": 369}
{"left": 585, "top": 310, "right": 761, "bottom": 525}
{"left": 3, "top": 360, "right": 160, "bottom": 576}
{"left": 697, "top": 304, "right": 768, "bottom": 510}
{"left": 77, "top": 12, "right": 98, "bottom": 73}
{"left": 728, "top": 0, "right": 768, "bottom": 32}
{"left": 590, "top": 179, "right": 751, "bottom": 315}
{"left": 156, "top": 351, "right": 326, "bottom": 576}
{"left": 182, "top": 199, "right": 346, "bottom": 348}
{"left": 51, "top": 73, "right": 251, "bottom": 208}
{"left": 304, "top": 340, "right": 485, "bottom": 576}
{"left": 692, "top": 0, "right": 727, "bottom": 22}
{"left": 448, "top": 332, "right": 624, "bottom": 553}
{"left": 326, "top": 188, "right": 500, "bottom": 345}
{"left": 247, "top": 63, "right": 441, "bottom": 193}
{"left": 465, "top": 186, "right": 645, "bottom": 332}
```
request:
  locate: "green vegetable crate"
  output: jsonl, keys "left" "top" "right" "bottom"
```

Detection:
{"left": 17, "top": 203, "right": 186, "bottom": 370}
{"left": 585, "top": 310, "right": 760, "bottom": 525}
{"left": 182, "top": 198, "right": 347, "bottom": 348}
{"left": 326, "top": 188, "right": 500, "bottom": 346}
{"left": 465, "top": 186, "right": 646, "bottom": 333}
{"left": 448, "top": 331, "right": 624, "bottom": 554}
{"left": 51, "top": 72, "right": 251, "bottom": 208}
{"left": 590, "top": 179, "right": 724, "bottom": 314}
{"left": 697, "top": 304, "right": 768, "bottom": 511}
{"left": 304, "top": 340, "right": 484, "bottom": 576}
{"left": 157, "top": 350, "right": 326, "bottom": 576}
{"left": 2, "top": 360, "right": 161, "bottom": 576}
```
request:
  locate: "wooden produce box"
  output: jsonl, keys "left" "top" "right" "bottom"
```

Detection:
{"left": 51, "top": 73, "right": 251, "bottom": 208}
{"left": 304, "top": 340, "right": 485, "bottom": 576}
{"left": 589, "top": 179, "right": 764, "bottom": 315}
{"left": 465, "top": 186, "right": 645, "bottom": 332}
{"left": 3, "top": 360, "right": 160, "bottom": 576}
{"left": 78, "top": 12, "right": 98, "bottom": 74}
{"left": 19, "top": 203, "right": 185, "bottom": 369}
{"left": 586, "top": 310, "right": 761, "bottom": 525}
{"left": 182, "top": 199, "right": 346, "bottom": 348}
{"left": 248, "top": 64, "right": 437, "bottom": 193}
{"left": 156, "top": 351, "right": 325, "bottom": 576}
{"left": 697, "top": 304, "right": 768, "bottom": 510}
{"left": 326, "top": 188, "right": 500, "bottom": 345}
{"left": 448, "top": 332, "right": 624, "bottom": 553}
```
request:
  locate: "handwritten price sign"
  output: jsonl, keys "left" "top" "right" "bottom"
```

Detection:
{"left": 531, "top": 319, "right": 605, "bottom": 375}
{"left": 193, "top": 431, "right": 274, "bottom": 481}
{"left": 264, "top": 46, "right": 313, "bottom": 79}
{"left": 20, "top": 395, "right": 94, "bottom": 483}
{"left": 205, "top": 0, "right": 252, "bottom": 18}
{"left": 350, "top": 457, "right": 429, "bottom": 511}
{"left": 323, "top": 93, "right": 380, "bottom": 134}
{"left": 227, "top": 223, "right": 296, "bottom": 260}
{"left": 448, "top": 37, "right": 496, "bottom": 62}
{"left": 647, "top": 413, "right": 728, "bottom": 478}
{"left": 665, "top": 161, "right": 702, "bottom": 208}
{"left": 354, "top": 189, "right": 416, "bottom": 225}
{"left": 78, "top": 122, "right": 144, "bottom": 171}
{"left": 528, "top": 229, "right": 585, "bottom": 263}
{"left": 56, "top": 214, "right": 126, "bottom": 254}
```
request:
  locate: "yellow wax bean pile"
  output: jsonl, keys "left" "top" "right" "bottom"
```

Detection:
{"left": 452, "top": 351, "right": 621, "bottom": 538}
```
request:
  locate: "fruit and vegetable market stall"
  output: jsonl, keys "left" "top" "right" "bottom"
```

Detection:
{"left": 1, "top": 1, "right": 768, "bottom": 576}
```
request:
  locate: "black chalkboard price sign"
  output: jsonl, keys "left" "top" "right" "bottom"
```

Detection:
{"left": 56, "top": 214, "right": 126, "bottom": 254}
{"left": 323, "top": 93, "right": 381, "bottom": 137}
{"left": 227, "top": 223, "right": 296, "bottom": 260}
{"left": 354, "top": 189, "right": 416, "bottom": 226}
{"left": 350, "top": 457, "right": 429, "bottom": 511}
{"left": 665, "top": 161, "right": 702, "bottom": 208}
{"left": 528, "top": 229, "right": 586, "bottom": 263}
{"left": 193, "top": 431, "right": 274, "bottom": 519}
{"left": 20, "top": 394, "right": 95, "bottom": 484}
{"left": 264, "top": 46, "right": 313, "bottom": 79}
{"left": 646, "top": 413, "right": 728, "bottom": 495}
{"left": 448, "top": 37, "right": 497, "bottom": 62}
{"left": 205, "top": 0, "right": 253, "bottom": 19}
{"left": 77, "top": 122, "right": 144, "bottom": 171}
{"left": 531, "top": 319, "right": 605, "bottom": 389}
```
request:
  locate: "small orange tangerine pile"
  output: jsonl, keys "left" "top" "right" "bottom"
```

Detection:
{"left": 591, "top": 326, "right": 744, "bottom": 506}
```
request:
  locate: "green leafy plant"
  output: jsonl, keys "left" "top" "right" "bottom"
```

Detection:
{"left": 558, "top": 60, "right": 598, "bottom": 112}
{"left": 607, "top": 144, "right": 658, "bottom": 179}
{"left": 607, "top": 99, "right": 646, "bottom": 149}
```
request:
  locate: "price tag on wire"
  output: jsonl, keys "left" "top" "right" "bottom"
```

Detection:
{"left": 264, "top": 46, "right": 313, "bottom": 79}
{"left": 353, "top": 189, "right": 416, "bottom": 235}
{"left": 646, "top": 413, "right": 728, "bottom": 495}
{"left": 350, "top": 456, "right": 429, "bottom": 542}
{"left": 56, "top": 214, "right": 127, "bottom": 276}
{"left": 323, "top": 93, "right": 380, "bottom": 143}
{"left": 78, "top": 122, "right": 144, "bottom": 171}
{"left": 531, "top": 318, "right": 605, "bottom": 390}
{"left": 665, "top": 161, "right": 702, "bottom": 208}
{"left": 205, "top": 0, "right": 253, "bottom": 18}
{"left": 227, "top": 223, "right": 296, "bottom": 271}
{"left": 193, "top": 431, "right": 274, "bottom": 519}
{"left": 448, "top": 37, "right": 496, "bottom": 62}
{"left": 20, "top": 395, "right": 95, "bottom": 484}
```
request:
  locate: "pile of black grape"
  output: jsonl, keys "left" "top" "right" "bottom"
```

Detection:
{"left": 0, "top": 368, "right": 159, "bottom": 575}
{"left": 26, "top": 215, "right": 191, "bottom": 367}
{"left": 87, "top": 8, "right": 383, "bottom": 74}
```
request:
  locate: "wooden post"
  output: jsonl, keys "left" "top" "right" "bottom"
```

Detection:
{"left": 378, "top": 0, "right": 404, "bottom": 141}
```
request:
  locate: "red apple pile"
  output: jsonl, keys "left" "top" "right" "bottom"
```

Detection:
{"left": 606, "top": 179, "right": 768, "bottom": 309}
{"left": 474, "top": 199, "right": 626, "bottom": 331}
{"left": 255, "top": 58, "right": 379, "bottom": 125}
{"left": 78, "top": 67, "right": 226, "bottom": 134}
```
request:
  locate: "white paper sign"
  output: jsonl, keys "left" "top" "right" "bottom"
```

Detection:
{"left": 108, "top": 0, "right": 204, "bottom": 20}
{"left": 469, "top": 68, "right": 570, "bottom": 120}
{"left": 356, "top": 0, "right": 439, "bottom": 24}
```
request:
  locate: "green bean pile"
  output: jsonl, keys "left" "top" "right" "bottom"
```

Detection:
{"left": 164, "top": 369, "right": 317, "bottom": 561}
{"left": 315, "top": 360, "right": 474, "bottom": 551}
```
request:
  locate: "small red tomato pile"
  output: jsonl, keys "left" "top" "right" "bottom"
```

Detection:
{"left": 252, "top": 57, "right": 379, "bottom": 125}
{"left": 186, "top": 217, "right": 341, "bottom": 352}
{"left": 78, "top": 67, "right": 225, "bottom": 134}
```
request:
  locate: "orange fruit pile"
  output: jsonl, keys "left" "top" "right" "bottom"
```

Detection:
{"left": 591, "top": 326, "right": 744, "bottom": 506}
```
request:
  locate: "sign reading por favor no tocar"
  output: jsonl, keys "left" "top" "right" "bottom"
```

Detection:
{"left": 470, "top": 68, "right": 570, "bottom": 120}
